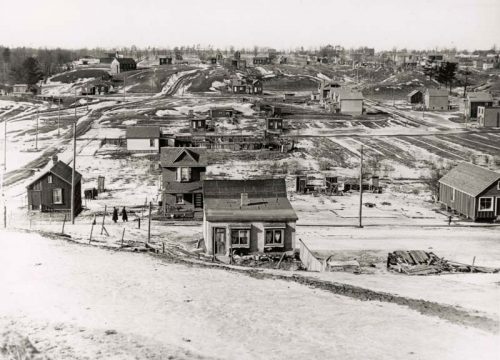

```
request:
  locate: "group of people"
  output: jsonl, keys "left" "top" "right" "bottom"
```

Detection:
{"left": 112, "top": 207, "right": 128, "bottom": 223}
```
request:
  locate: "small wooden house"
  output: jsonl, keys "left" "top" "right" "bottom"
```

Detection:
{"left": 465, "top": 92, "right": 494, "bottom": 118}
{"left": 407, "top": 89, "right": 423, "bottom": 104}
{"left": 126, "top": 126, "right": 160, "bottom": 153}
{"left": 208, "top": 107, "right": 234, "bottom": 118}
{"left": 246, "top": 79, "right": 262, "bottom": 95}
{"left": 26, "top": 156, "right": 82, "bottom": 215}
{"left": 160, "top": 147, "right": 207, "bottom": 218}
{"left": 478, "top": 106, "right": 500, "bottom": 128}
{"left": 439, "top": 162, "right": 500, "bottom": 221}
{"left": 424, "top": 88, "right": 449, "bottom": 111}
{"left": 110, "top": 58, "right": 137, "bottom": 74}
{"left": 203, "top": 178, "right": 298, "bottom": 256}
{"left": 159, "top": 56, "right": 173, "bottom": 65}
{"left": 331, "top": 89, "right": 364, "bottom": 115}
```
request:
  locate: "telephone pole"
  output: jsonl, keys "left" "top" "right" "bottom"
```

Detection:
{"left": 57, "top": 99, "right": 61, "bottom": 136}
{"left": 35, "top": 110, "right": 39, "bottom": 150}
{"left": 359, "top": 145, "right": 364, "bottom": 228}
{"left": 2, "top": 117, "right": 6, "bottom": 228}
{"left": 71, "top": 89, "right": 77, "bottom": 224}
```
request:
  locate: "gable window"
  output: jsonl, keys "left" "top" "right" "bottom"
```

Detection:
{"left": 176, "top": 167, "right": 191, "bottom": 182}
{"left": 265, "top": 229, "right": 284, "bottom": 247}
{"left": 52, "top": 188, "right": 63, "bottom": 204}
{"left": 479, "top": 197, "right": 493, "bottom": 211}
{"left": 231, "top": 229, "right": 250, "bottom": 248}
{"left": 175, "top": 194, "right": 184, "bottom": 204}
{"left": 451, "top": 189, "right": 455, "bottom": 202}
{"left": 48, "top": 175, "right": 53, "bottom": 184}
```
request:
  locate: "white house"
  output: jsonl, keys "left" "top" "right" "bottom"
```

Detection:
{"left": 126, "top": 126, "right": 160, "bottom": 153}
{"left": 331, "top": 89, "right": 364, "bottom": 115}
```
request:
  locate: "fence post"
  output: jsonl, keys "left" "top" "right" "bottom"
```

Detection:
{"left": 121, "top": 227, "right": 125, "bottom": 247}
{"left": 61, "top": 214, "right": 67, "bottom": 234}
{"left": 100, "top": 205, "right": 107, "bottom": 235}
{"left": 147, "top": 202, "right": 152, "bottom": 243}
{"left": 89, "top": 218, "right": 95, "bottom": 244}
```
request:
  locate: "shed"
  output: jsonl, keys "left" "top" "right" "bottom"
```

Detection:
{"left": 424, "top": 88, "right": 449, "bottom": 111}
{"left": 438, "top": 162, "right": 500, "bottom": 221}
{"left": 407, "top": 89, "right": 423, "bottom": 104}
{"left": 126, "top": 126, "right": 160, "bottom": 153}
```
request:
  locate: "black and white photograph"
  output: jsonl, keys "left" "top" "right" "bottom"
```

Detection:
{"left": 0, "top": 0, "right": 499, "bottom": 359}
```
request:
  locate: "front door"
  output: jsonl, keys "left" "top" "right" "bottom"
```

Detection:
{"left": 496, "top": 197, "right": 500, "bottom": 216}
{"left": 213, "top": 228, "right": 226, "bottom": 255}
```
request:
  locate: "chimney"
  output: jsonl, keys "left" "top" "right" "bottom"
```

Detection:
{"left": 51, "top": 155, "right": 58, "bottom": 167}
{"left": 240, "top": 193, "right": 248, "bottom": 207}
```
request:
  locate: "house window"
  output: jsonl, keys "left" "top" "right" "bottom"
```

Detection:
{"left": 149, "top": 139, "right": 155, "bottom": 147}
{"left": 231, "top": 229, "right": 250, "bottom": 248}
{"left": 176, "top": 167, "right": 191, "bottom": 182}
{"left": 48, "top": 175, "right": 52, "bottom": 184}
{"left": 497, "top": 181, "right": 500, "bottom": 190}
{"left": 479, "top": 197, "right": 493, "bottom": 211}
{"left": 451, "top": 189, "right": 455, "bottom": 202}
{"left": 52, "top": 188, "right": 63, "bottom": 204}
{"left": 33, "top": 182, "right": 41, "bottom": 191}
{"left": 175, "top": 194, "right": 184, "bottom": 204}
{"left": 265, "top": 229, "right": 284, "bottom": 247}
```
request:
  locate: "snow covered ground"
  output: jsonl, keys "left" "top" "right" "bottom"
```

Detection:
{"left": 0, "top": 230, "right": 498, "bottom": 360}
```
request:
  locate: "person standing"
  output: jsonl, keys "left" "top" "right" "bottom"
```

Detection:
{"left": 121, "top": 207, "right": 128, "bottom": 222}
{"left": 112, "top": 207, "right": 118, "bottom": 223}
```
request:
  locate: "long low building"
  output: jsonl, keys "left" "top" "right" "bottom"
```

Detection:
{"left": 203, "top": 178, "right": 298, "bottom": 256}
{"left": 438, "top": 162, "right": 500, "bottom": 221}
{"left": 126, "top": 126, "right": 160, "bottom": 153}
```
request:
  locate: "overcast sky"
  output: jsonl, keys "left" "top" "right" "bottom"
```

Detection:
{"left": 0, "top": 0, "right": 498, "bottom": 51}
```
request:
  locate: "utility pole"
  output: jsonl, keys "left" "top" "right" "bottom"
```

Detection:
{"left": 2, "top": 117, "right": 6, "bottom": 228}
{"left": 147, "top": 201, "right": 152, "bottom": 243}
{"left": 359, "top": 145, "right": 364, "bottom": 228}
{"left": 35, "top": 110, "right": 39, "bottom": 150}
{"left": 71, "top": 89, "right": 77, "bottom": 224}
{"left": 123, "top": 74, "right": 126, "bottom": 101}
{"left": 57, "top": 99, "right": 61, "bottom": 136}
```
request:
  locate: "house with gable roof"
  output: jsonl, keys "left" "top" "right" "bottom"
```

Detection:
{"left": 26, "top": 155, "right": 82, "bottom": 215}
{"left": 160, "top": 147, "right": 207, "bottom": 218}
{"left": 439, "top": 162, "right": 500, "bottom": 221}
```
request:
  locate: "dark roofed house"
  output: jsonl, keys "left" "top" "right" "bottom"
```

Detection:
{"left": 110, "top": 58, "right": 137, "bottom": 75}
{"left": 203, "top": 178, "right": 298, "bottom": 257}
{"left": 465, "top": 92, "right": 494, "bottom": 118}
{"left": 126, "top": 126, "right": 160, "bottom": 153}
{"left": 26, "top": 156, "right": 82, "bottom": 216}
{"left": 160, "top": 147, "right": 207, "bottom": 218}
{"left": 439, "top": 162, "right": 500, "bottom": 221}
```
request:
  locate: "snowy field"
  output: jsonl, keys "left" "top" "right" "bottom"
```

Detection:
{"left": 0, "top": 230, "right": 498, "bottom": 360}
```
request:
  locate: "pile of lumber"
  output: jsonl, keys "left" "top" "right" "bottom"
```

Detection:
{"left": 387, "top": 250, "right": 499, "bottom": 275}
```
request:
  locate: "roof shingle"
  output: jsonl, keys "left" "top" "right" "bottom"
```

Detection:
{"left": 439, "top": 162, "right": 500, "bottom": 197}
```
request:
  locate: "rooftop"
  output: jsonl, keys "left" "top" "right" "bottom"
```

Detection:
{"left": 439, "top": 162, "right": 500, "bottom": 197}
{"left": 160, "top": 147, "right": 207, "bottom": 167}
{"left": 467, "top": 92, "right": 493, "bottom": 102}
{"left": 126, "top": 126, "right": 160, "bottom": 139}
{"left": 203, "top": 179, "right": 298, "bottom": 222}
{"left": 426, "top": 88, "right": 448, "bottom": 97}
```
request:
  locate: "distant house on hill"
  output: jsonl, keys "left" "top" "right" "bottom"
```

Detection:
{"left": 246, "top": 79, "right": 263, "bottom": 95}
{"left": 110, "top": 58, "right": 137, "bottom": 75}
{"left": 160, "top": 147, "right": 207, "bottom": 218}
{"left": 202, "top": 178, "right": 298, "bottom": 256}
{"left": 424, "top": 88, "right": 448, "bottom": 111}
{"left": 12, "top": 84, "right": 30, "bottom": 96}
{"left": 439, "top": 162, "right": 500, "bottom": 221}
{"left": 126, "top": 126, "right": 160, "bottom": 153}
{"left": 478, "top": 106, "right": 500, "bottom": 128}
{"left": 26, "top": 156, "right": 82, "bottom": 216}
{"left": 208, "top": 107, "right": 235, "bottom": 118}
{"left": 407, "top": 89, "right": 423, "bottom": 104}
{"left": 465, "top": 92, "right": 494, "bottom": 118}
{"left": 253, "top": 56, "right": 271, "bottom": 65}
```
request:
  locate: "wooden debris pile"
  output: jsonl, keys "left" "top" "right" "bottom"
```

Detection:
{"left": 387, "top": 250, "right": 499, "bottom": 275}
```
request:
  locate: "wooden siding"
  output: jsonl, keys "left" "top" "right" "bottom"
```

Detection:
{"left": 27, "top": 173, "right": 82, "bottom": 215}
{"left": 298, "top": 239, "right": 323, "bottom": 272}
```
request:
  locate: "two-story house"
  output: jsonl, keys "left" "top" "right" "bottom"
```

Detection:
{"left": 160, "top": 147, "right": 207, "bottom": 218}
